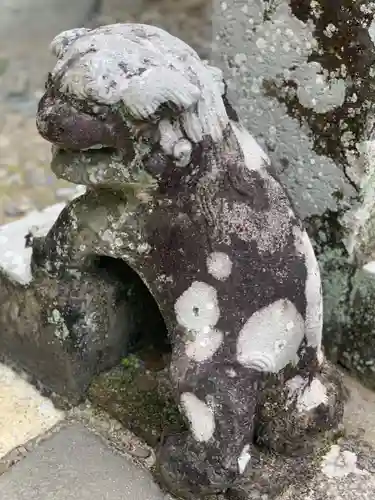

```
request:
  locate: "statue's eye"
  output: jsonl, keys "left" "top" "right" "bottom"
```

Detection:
{"left": 90, "top": 104, "right": 110, "bottom": 120}
{"left": 145, "top": 150, "right": 169, "bottom": 177}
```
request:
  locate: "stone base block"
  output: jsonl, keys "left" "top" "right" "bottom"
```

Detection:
{"left": 0, "top": 203, "right": 161, "bottom": 406}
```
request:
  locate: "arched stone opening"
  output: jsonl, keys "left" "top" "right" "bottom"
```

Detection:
{"left": 91, "top": 254, "right": 171, "bottom": 370}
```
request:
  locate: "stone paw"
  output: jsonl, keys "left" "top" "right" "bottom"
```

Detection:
{"left": 255, "top": 361, "right": 346, "bottom": 454}
{"left": 156, "top": 432, "right": 239, "bottom": 499}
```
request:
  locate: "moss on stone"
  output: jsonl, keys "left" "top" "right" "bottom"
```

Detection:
{"left": 88, "top": 356, "right": 186, "bottom": 447}
{"left": 305, "top": 208, "right": 355, "bottom": 364}
{"left": 338, "top": 269, "right": 375, "bottom": 390}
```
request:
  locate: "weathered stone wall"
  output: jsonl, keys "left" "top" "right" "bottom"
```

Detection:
{"left": 211, "top": 0, "right": 375, "bottom": 388}
{"left": 91, "top": 0, "right": 212, "bottom": 58}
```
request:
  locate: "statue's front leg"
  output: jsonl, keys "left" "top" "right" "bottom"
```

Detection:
{"left": 157, "top": 361, "right": 259, "bottom": 498}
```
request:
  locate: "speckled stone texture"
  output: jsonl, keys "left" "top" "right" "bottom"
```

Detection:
{"left": 277, "top": 437, "right": 375, "bottom": 500}
{"left": 13, "top": 23, "right": 346, "bottom": 498}
{"left": 211, "top": 0, "right": 375, "bottom": 387}
{"left": 226, "top": 436, "right": 375, "bottom": 500}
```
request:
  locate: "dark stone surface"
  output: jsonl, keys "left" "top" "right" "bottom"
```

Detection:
{"left": 333, "top": 267, "right": 375, "bottom": 390}
{"left": 225, "top": 435, "right": 375, "bottom": 500}
{"left": 88, "top": 358, "right": 347, "bottom": 500}
{"left": 276, "top": 436, "right": 375, "bottom": 500}
{"left": 26, "top": 23, "right": 345, "bottom": 498}
{"left": 225, "top": 446, "right": 322, "bottom": 500}
{"left": 254, "top": 361, "right": 346, "bottom": 455}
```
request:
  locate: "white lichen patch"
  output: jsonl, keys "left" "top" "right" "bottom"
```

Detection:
{"left": 0, "top": 363, "right": 64, "bottom": 459}
{"left": 231, "top": 121, "right": 270, "bottom": 170}
{"left": 285, "top": 375, "right": 308, "bottom": 405}
{"left": 172, "top": 139, "right": 192, "bottom": 167}
{"left": 286, "top": 375, "right": 328, "bottom": 412}
{"left": 206, "top": 252, "right": 233, "bottom": 280}
{"left": 236, "top": 299, "right": 304, "bottom": 373}
{"left": 299, "top": 378, "right": 328, "bottom": 412}
{"left": 316, "top": 346, "right": 324, "bottom": 365}
{"left": 158, "top": 119, "right": 183, "bottom": 155}
{"left": 49, "top": 308, "right": 70, "bottom": 341}
{"left": 290, "top": 61, "right": 347, "bottom": 113}
{"left": 174, "top": 281, "right": 219, "bottom": 331}
{"left": 50, "top": 27, "right": 90, "bottom": 58}
{"left": 50, "top": 23, "right": 229, "bottom": 142}
{"left": 363, "top": 261, "right": 375, "bottom": 274}
{"left": 175, "top": 281, "right": 222, "bottom": 361}
{"left": 136, "top": 242, "right": 151, "bottom": 254}
{"left": 238, "top": 444, "right": 251, "bottom": 474}
{"left": 0, "top": 203, "right": 66, "bottom": 285}
{"left": 185, "top": 327, "right": 224, "bottom": 362}
{"left": 321, "top": 445, "right": 369, "bottom": 478}
{"left": 369, "top": 18, "right": 375, "bottom": 46}
{"left": 158, "top": 119, "right": 193, "bottom": 166}
{"left": 180, "top": 392, "right": 215, "bottom": 442}
{"left": 293, "top": 226, "right": 323, "bottom": 349}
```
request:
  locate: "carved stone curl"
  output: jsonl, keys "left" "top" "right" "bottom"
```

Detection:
{"left": 35, "top": 23, "right": 345, "bottom": 498}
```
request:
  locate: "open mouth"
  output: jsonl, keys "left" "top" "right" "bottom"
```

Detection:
{"left": 52, "top": 145, "right": 121, "bottom": 168}
{"left": 51, "top": 145, "right": 128, "bottom": 187}
{"left": 50, "top": 144, "right": 158, "bottom": 198}
{"left": 53, "top": 144, "right": 119, "bottom": 157}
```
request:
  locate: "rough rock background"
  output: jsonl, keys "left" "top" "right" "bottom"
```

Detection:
{"left": 211, "top": 0, "right": 375, "bottom": 388}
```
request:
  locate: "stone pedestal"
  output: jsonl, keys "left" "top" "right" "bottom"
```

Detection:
{"left": 0, "top": 202, "right": 163, "bottom": 405}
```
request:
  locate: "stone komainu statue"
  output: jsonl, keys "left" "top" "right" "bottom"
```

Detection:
{"left": 36, "top": 23, "right": 344, "bottom": 498}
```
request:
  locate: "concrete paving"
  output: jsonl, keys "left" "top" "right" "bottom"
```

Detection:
{"left": 0, "top": 422, "right": 166, "bottom": 500}
{"left": 0, "top": 363, "right": 63, "bottom": 459}
{"left": 0, "top": 363, "right": 168, "bottom": 498}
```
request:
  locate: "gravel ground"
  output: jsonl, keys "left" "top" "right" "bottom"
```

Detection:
{"left": 0, "top": 0, "right": 211, "bottom": 225}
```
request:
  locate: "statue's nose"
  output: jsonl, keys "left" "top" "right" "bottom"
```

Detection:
{"left": 36, "top": 91, "right": 119, "bottom": 151}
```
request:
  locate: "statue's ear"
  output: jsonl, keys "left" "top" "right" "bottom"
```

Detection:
{"left": 120, "top": 67, "right": 201, "bottom": 121}
{"left": 222, "top": 82, "right": 240, "bottom": 122}
{"left": 203, "top": 62, "right": 225, "bottom": 96}
{"left": 50, "top": 28, "right": 91, "bottom": 59}
{"left": 201, "top": 61, "right": 239, "bottom": 122}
